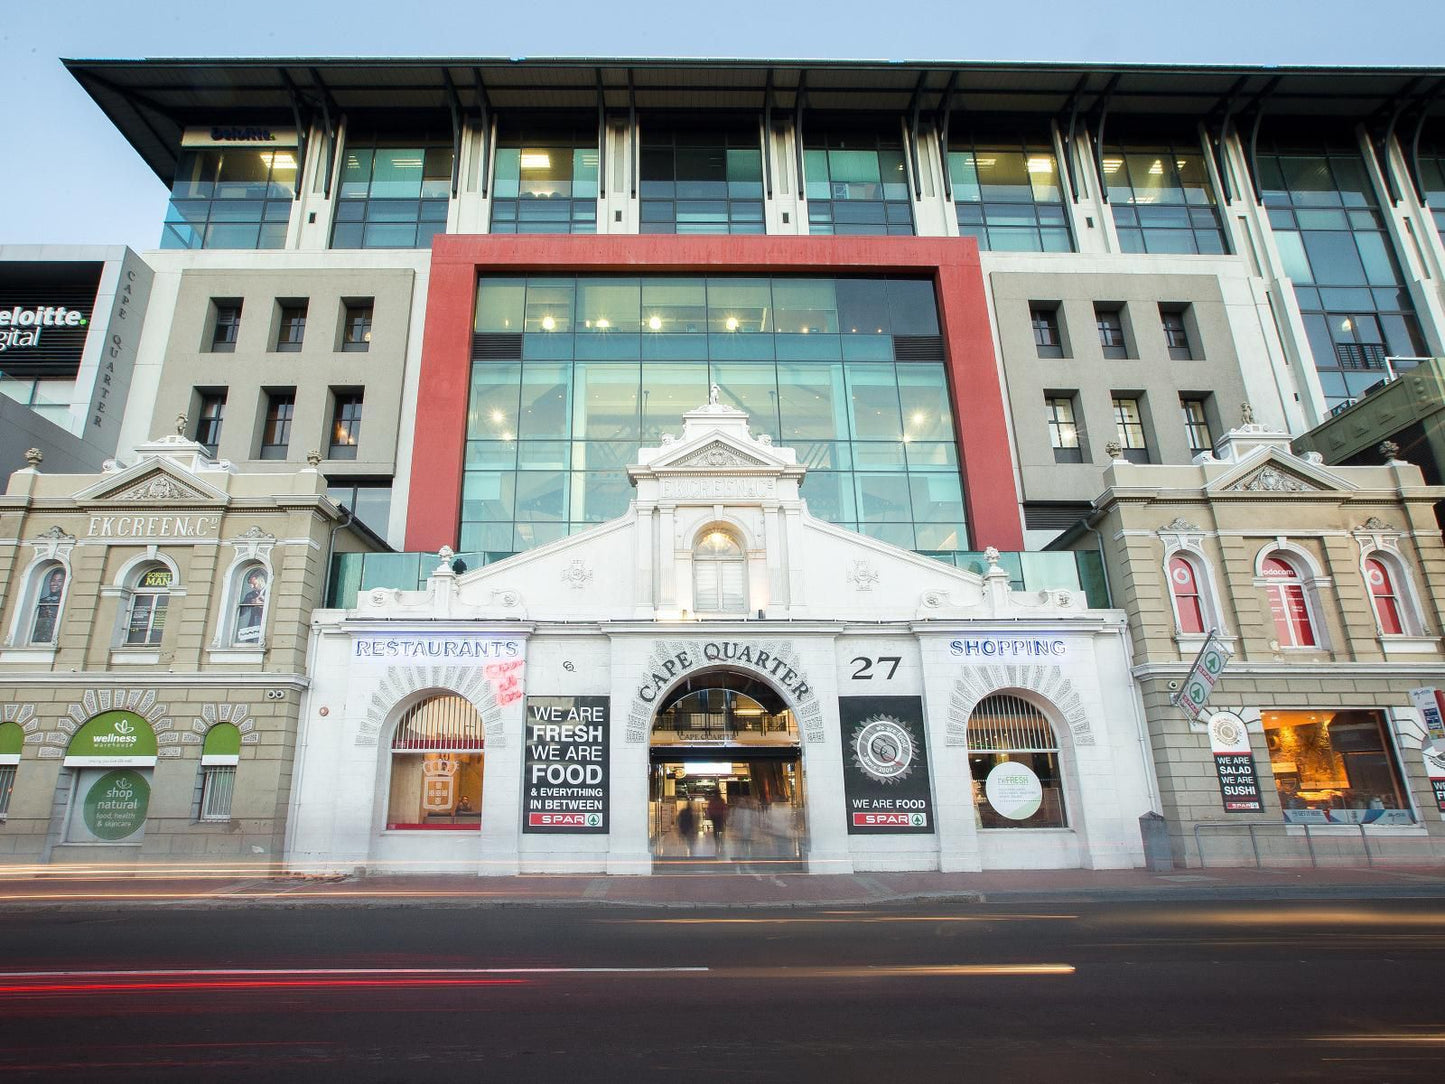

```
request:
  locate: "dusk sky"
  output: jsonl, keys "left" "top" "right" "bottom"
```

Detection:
{"left": 4, "top": 0, "right": 1443, "bottom": 250}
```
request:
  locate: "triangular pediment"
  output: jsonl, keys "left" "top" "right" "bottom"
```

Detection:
{"left": 1205, "top": 448, "right": 1353, "bottom": 496}
{"left": 77, "top": 461, "right": 228, "bottom": 505}
{"left": 667, "top": 439, "right": 772, "bottom": 471}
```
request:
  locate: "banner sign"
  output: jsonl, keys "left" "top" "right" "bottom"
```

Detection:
{"left": 64, "top": 710, "right": 158, "bottom": 767}
{"left": 522, "top": 696, "right": 609, "bottom": 833}
{"left": 0, "top": 261, "right": 101, "bottom": 378}
{"left": 1207, "top": 711, "right": 1263, "bottom": 812}
{"left": 1409, "top": 687, "right": 1445, "bottom": 744}
{"left": 1173, "top": 631, "right": 1231, "bottom": 722}
{"left": 839, "top": 696, "right": 934, "bottom": 834}
{"left": 1423, "top": 743, "right": 1445, "bottom": 816}
{"left": 82, "top": 769, "right": 150, "bottom": 841}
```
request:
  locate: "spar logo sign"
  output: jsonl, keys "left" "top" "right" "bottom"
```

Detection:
{"left": 1172, "top": 631, "right": 1231, "bottom": 722}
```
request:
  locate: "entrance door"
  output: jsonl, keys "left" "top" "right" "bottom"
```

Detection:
{"left": 647, "top": 675, "right": 807, "bottom": 870}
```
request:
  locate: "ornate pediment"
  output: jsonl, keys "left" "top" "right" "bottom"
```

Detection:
{"left": 76, "top": 458, "right": 229, "bottom": 505}
{"left": 667, "top": 440, "right": 771, "bottom": 471}
{"left": 108, "top": 470, "right": 213, "bottom": 503}
{"left": 1227, "top": 465, "right": 1318, "bottom": 493}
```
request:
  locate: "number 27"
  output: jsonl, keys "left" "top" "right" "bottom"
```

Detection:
{"left": 851, "top": 656, "right": 900, "bottom": 680}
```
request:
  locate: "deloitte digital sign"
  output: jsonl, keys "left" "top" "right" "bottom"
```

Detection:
{"left": 0, "top": 262, "right": 101, "bottom": 379}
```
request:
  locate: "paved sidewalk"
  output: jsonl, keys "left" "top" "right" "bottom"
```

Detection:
{"left": 5, "top": 861, "right": 1445, "bottom": 909}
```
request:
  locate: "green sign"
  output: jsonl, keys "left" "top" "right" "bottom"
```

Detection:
{"left": 82, "top": 770, "right": 150, "bottom": 840}
{"left": 65, "top": 710, "right": 158, "bottom": 764}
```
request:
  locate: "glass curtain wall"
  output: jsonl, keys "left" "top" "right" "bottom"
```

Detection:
{"left": 466, "top": 275, "right": 963, "bottom": 557}
{"left": 163, "top": 148, "right": 296, "bottom": 249}
{"left": 803, "top": 121, "right": 914, "bottom": 235}
{"left": 490, "top": 119, "right": 599, "bottom": 234}
{"left": 1258, "top": 129, "right": 1426, "bottom": 412}
{"left": 1414, "top": 131, "right": 1445, "bottom": 242}
{"left": 947, "top": 136, "right": 1072, "bottom": 251}
{"left": 1102, "top": 132, "right": 1227, "bottom": 254}
{"left": 640, "top": 120, "right": 764, "bottom": 233}
{"left": 332, "top": 132, "right": 452, "bottom": 248}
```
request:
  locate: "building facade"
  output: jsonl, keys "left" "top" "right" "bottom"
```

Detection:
{"left": 0, "top": 436, "right": 378, "bottom": 864}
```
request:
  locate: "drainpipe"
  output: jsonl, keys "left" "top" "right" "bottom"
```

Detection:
{"left": 323, "top": 504, "right": 356, "bottom": 608}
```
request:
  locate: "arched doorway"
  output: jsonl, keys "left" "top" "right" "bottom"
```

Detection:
{"left": 648, "top": 670, "right": 807, "bottom": 870}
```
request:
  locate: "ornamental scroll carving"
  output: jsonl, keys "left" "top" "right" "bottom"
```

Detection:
{"left": 1229, "top": 466, "right": 1316, "bottom": 493}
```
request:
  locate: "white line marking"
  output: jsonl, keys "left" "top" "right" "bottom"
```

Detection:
{"left": 0, "top": 967, "right": 709, "bottom": 979}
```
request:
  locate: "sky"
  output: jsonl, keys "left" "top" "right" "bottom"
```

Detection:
{"left": 3, "top": 0, "right": 1444, "bottom": 251}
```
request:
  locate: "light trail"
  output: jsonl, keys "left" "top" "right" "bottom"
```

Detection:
{"left": 610, "top": 914, "right": 1077, "bottom": 924}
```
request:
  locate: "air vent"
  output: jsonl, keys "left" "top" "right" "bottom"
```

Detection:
{"left": 1334, "top": 342, "right": 1386, "bottom": 371}
{"left": 1023, "top": 503, "right": 1091, "bottom": 530}
{"left": 892, "top": 335, "right": 944, "bottom": 361}
{"left": 472, "top": 332, "right": 523, "bottom": 360}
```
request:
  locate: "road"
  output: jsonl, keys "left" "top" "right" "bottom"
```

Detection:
{"left": 0, "top": 896, "right": 1441, "bottom": 1081}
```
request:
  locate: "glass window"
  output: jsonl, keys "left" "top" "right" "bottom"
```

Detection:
{"left": 491, "top": 120, "right": 598, "bottom": 235}
{"left": 260, "top": 391, "right": 295, "bottom": 460}
{"left": 124, "top": 565, "right": 172, "bottom": 647}
{"left": 343, "top": 302, "right": 373, "bottom": 351}
{"left": 1180, "top": 396, "right": 1212, "bottom": 453}
{"left": 162, "top": 147, "right": 295, "bottom": 250}
{"left": 694, "top": 529, "right": 746, "bottom": 613}
{"left": 640, "top": 122, "right": 763, "bottom": 235}
{"left": 1031, "top": 306, "right": 1064, "bottom": 358}
{"left": 1265, "top": 710, "right": 1412, "bottom": 824}
{"left": 1168, "top": 555, "right": 1207, "bottom": 635}
{"left": 1261, "top": 553, "right": 1317, "bottom": 647}
{"left": 0, "top": 721, "right": 20, "bottom": 817}
{"left": 968, "top": 694, "right": 1067, "bottom": 828}
{"left": 1161, "top": 307, "right": 1193, "bottom": 360}
{"left": 1096, "top": 306, "right": 1127, "bottom": 358}
{"left": 193, "top": 391, "right": 226, "bottom": 454}
{"left": 28, "top": 564, "right": 67, "bottom": 645}
{"left": 330, "top": 391, "right": 363, "bottom": 459}
{"left": 232, "top": 565, "right": 268, "bottom": 646}
{"left": 1046, "top": 395, "right": 1082, "bottom": 463}
{"left": 805, "top": 124, "right": 914, "bottom": 236}
{"left": 275, "top": 302, "right": 307, "bottom": 351}
{"left": 1102, "top": 138, "right": 1226, "bottom": 254}
{"left": 1112, "top": 397, "right": 1148, "bottom": 461}
{"left": 211, "top": 301, "right": 242, "bottom": 352}
{"left": 387, "top": 695, "right": 485, "bottom": 829}
{"left": 1364, "top": 556, "right": 1404, "bottom": 636}
{"left": 332, "top": 137, "right": 452, "bottom": 249}
{"left": 326, "top": 481, "right": 392, "bottom": 539}
{"left": 948, "top": 140, "right": 1073, "bottom": 251}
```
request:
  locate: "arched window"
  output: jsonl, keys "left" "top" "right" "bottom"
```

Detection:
{"left": 231, "top": 563, "right": 269, "bottom": 645}
{"left": 27, "top": 563, "right": 68, "bottom": 645}
{"left": 694, "top": 529, "right": 746, "bottom": 613}
{"left": 0, "top": 720, "right": 22, "bottom": 817}
{"left": 1364, "top": 556, "right": 1404, "bottom": 636}
{"left": 1260, "top": 553, "right": 1317, "bottom": 647}
{"left": 967, "top": 694, "right": 1067, "bottom": 829}
{"left": 200, "top": 723, "right": 240, "bottom": 821}
{"left": 1167, "top": 554, "right": 1206, "bottom": 635}
{"left": 386, "top": 695, "right": 484, "bottom": 830}
{"left": 124, "top": 563, "right": 173, "bottom": 646}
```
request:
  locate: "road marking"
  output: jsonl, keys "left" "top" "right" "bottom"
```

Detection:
{"left": 0, "top": 967, "right": 709, "bottom": 979}
{"left": 610, "top": 914, "right": 1076, "bottom": 925}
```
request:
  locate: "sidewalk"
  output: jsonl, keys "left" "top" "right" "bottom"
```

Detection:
{"left": 5, "top": 861, "right": 1445, "bottom": 909}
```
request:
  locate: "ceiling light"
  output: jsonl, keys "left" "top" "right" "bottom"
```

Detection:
{"left": 1026, "top": 157, "right": 1054, "bottom": 174}
{"left": 1148, "top": 160, "right": 1164, "bottom": 175}
{"left": 648, "top": 315, "right": 662, "bottom": 330}
{"left": 595, "top": 318, "right": 610, "bottom": 329}
{"left": 541, "top": 315, "right": 556, "bottom": 331}
{"left": 1102, "top": 158, "right": 1123, "bottom": 174}
{"left": 490, "top": 409, "right": 504, "bottom": 423}
{"left": 725, "top": 316, "right": 739, "bottom": 331}
{"left": 519, "top": 152, "right": 552, "bottom": 170}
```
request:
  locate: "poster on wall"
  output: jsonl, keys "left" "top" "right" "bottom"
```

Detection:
{"left": 839, "top": 696, "right": 934, "bottom": 834}
{"left": 1408, "top": 687, "right": 1445, "bottom": 744}
{"left": 522, "top": 696, "right": 609, "bottom": 833}
{"left": 1422, "top": 743, "right": 1445, "bottom": 815}
{"left": 1207, "top": 711, "right": 1263, "bottom": 813}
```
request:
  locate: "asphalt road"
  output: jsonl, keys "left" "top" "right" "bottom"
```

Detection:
{"left": 0, "top": 897, "right": 1441, "bottom": 1082}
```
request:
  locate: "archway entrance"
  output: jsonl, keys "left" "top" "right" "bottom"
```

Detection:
{"left": 648, "top": 670, "right": 807, "bottom": 871}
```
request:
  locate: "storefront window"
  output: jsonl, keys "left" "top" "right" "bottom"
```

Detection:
{"left": 124, "top": 565, "right": 172, "bottom": 647}
{"left": 386, "top": 695, "right": 484, "bottom": 829}
{"left": 968, "top": 694, "right": 1067, "bottom": 829}
{"left": 1264, "top": 709, "right": 1412, "bottom": 824}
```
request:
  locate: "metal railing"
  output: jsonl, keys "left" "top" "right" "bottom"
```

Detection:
{"left": 1192, "top": 820, "right": 1441, "bottom": 869}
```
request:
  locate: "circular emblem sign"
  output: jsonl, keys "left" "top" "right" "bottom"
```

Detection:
{"left": 851, "top": 715, "right": 916, "bottom": 784}
{"left": 984, "top": 761, "right": 1043, "bottom": 821}
{"left": 82, "top": 770, "right": 150, "bottom": 841}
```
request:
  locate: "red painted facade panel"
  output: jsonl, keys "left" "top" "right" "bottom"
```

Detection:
{"left": 405, "top": 235, "right": 1023, "bottom": 552}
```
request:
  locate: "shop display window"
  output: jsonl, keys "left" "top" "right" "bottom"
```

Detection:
{"left": 967, "top": 694, "right": 1068, "bottom": 829}
{"left": 386, "top": 695, "right": 484, "bottom": 830}
{"left": 1264, "top": 709, "right": 1412, "bottom": 824}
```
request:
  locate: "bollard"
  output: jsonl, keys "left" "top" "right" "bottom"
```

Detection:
{"left": 1139, "top": 811, "right": 1174, "bottom": 872}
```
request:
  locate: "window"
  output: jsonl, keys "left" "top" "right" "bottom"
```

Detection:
{"left": 640, "top": 122, "right": 764, "bottom": 234}
{"left": 1260, "top": 553, "right": 1318, "bottom": 647}
{"left": 124, "top": 565, "right": 172, "bottom": 646}
{"left": 1102, "top": 136, "right": 1227, "bottom": 254}
{"left": 332, "top": 137, "right": 453, "bottom": 249}
{"left": 0, "top": 721, "right": 20, "bottom": 817}
{"left": 1168, "top": 554, "right": 1208, "bottom": 635}
{"left": 28, "top": 563, "right": 68, "bottom": 645}
{"left": 1161, "top": 306, "right": 1194, "bottom": 360}
{"left": 194, "top": 391, "right": 226, "bottom": 454}
{"left": 693, "top": 529, "right": 746, "bottom": 613}
{"left": 803, "top": 124, "right": 914, "bottom": 236}
{"left": 342, "top": 302, "right": 373, "bottom": 351}
{"left": 1180, "top": 396, "right": 1213, "bottom": 454}
{"left": 259, "top": 390, "right": 295, "bottom": 460}
{"left": 387, "top": 695, "right": 485, "bottom": 830}
{"left": 490, "top": 120, "right": 598, "bottom": 234}
{"left": 162, "top": 147, "right": 294, "bottom": 250}
{"left": 1112, "top": 396, "right": 1149, "bottom": 463}
{"left": 948, "top": 139, "right": 1072, "bottom": 251}
{"left": 199, "top": 723, "right": 241, "bottom": 822}
{"left": 210, "top": 301, "right": 242, "bottom": 352}
{"left": 1045, "top": 395, "right": 1083, "bottom": 463}
{"left": 1095, "top": 305, "right": 1128, "bottom": 358}
{"left": 1031, "top": 305, "right": 1064, "bottom": 358}
{"left": 1364, "top": 556, "right": 1404, "bottom": 636}
{"left": 330, "top": 391, "right": 363, "bottom": 459}
{"left": 326, "top": 480, "right": 392, "bottom": 539}
{"left": 275, "top": 301, "right": 307, "bottom": 352}
{"left": 232, "top": 564, "right": 269, "bottom": 645}
{"left": 1264, "top": 710, "right": 1412, "bottom": 824}
{"left": 968, "top": 694, "right": 1067, "bottom": 829}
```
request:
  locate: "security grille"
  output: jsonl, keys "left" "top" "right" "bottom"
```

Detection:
{"left": 200, "top": 765, "right": 236, "bottom": 821}
{"left": 393, "top": 695, "right": 485, "bottom": 751}
{"left": 966, "top": 694, "right": 1058, "bottom": 752}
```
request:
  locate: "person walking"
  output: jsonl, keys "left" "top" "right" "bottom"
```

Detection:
{"left": 706, "top": 793, "right": 729, "bottom": 858}
{"left": 676, "top": 800, "right": 697, "bottom": 857}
